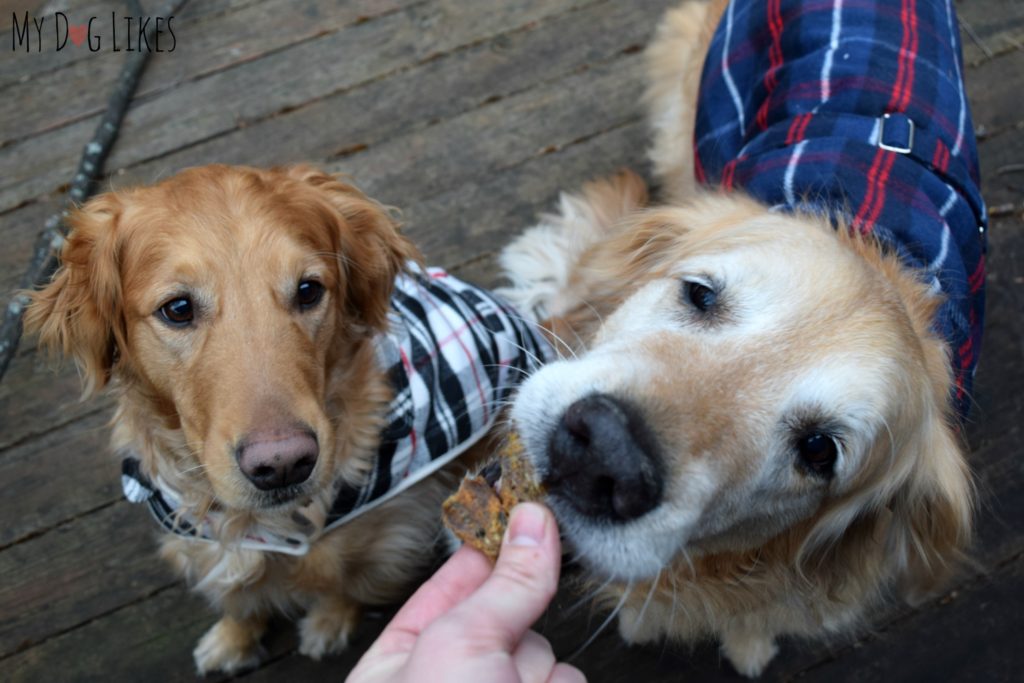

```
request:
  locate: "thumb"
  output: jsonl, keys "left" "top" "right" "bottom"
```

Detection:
{"left": 446, "top": 502, "right": 562, "bottom": 648}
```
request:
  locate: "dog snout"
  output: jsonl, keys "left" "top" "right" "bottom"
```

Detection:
{"left": 236, "top": 428, "right": 319, "bottom": 491}
{"left": 547, "top": 393, "right": 663, "bottom": 521}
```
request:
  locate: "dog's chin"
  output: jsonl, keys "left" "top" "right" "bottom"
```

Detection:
{"left": 232, "top": 478, "right": 323, "bottom": 512}
{"left": 549, "top": 496, "right": 684, "bottom": 582}
{"left": 252, "top": 484, "right": 311, "bottom": 509}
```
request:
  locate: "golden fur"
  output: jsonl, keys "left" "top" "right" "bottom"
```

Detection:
{"left": 498, "top": 1, "right": 973, "bottom": 676}
{"left": 25, "top": 164, "right": 461, "bottom": 673}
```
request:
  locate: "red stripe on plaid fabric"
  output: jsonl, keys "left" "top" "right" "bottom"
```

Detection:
{"left": 931, "top": 139, "right": 950, "bottom": 173}
{"left": 795, "top": 112, "right": 812, "bottom": 142}
{"left": 852, "top": 147, "right": 890, "bottom": 233}
{"left": 887, "top": 0, "right": 918, "bottom": 112}
{"left": 899, "top": 0, "right": 919, "bottom": 112}
{"left": 969, "top": 255, "right": 986, "bottom": 293}
{"left": 785, "top": 113, "right": 802, "bottom": 145}
{"left": 756, "top": 0, "right": 785, "bottom": 131}
{"left": 860, "top": 151, "right": 898, "bottom": 233}
{"left": 785, "top": 113, "right": 813, "bottom": 145}
{"left": 694, "top": 135, "right": 707, "bottom": 183}
{"left": 721, "top": 159, "right": 738, "bottom": 190}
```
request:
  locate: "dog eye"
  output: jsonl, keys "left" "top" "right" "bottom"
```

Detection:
{"left": 157, "top": 297, "right": 194, "bottom": 326}
{"left": 296, "top": 280, "right": 325, "bottom": 310}
{"left": 683, "top": 280, "right": 717, "bottom": 312}
{"left": 796, "top": 433, "right": 838, "bottom": 477}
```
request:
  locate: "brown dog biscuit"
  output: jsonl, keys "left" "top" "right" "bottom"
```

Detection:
{"left": 442, "top": 433, "right": 544, "bottom": 560}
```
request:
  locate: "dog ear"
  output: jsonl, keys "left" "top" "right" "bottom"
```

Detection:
{"left": 888, "top": 415, "right": 973, "bottom": 603}
{"left": 24, "top": 194, "right": 126, "bottom": 397}
{"left": 286, "top": 166, "right": 419, "bottom": 331}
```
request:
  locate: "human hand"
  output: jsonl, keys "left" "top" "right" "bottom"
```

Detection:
{"left": 347, "top": 502, "right": 584, "bottom": 683}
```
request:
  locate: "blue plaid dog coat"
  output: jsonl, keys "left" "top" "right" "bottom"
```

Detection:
{"left": 694, "top": 0, "right": 987, "bottom": 417}
{"left": 122, "top": 265, "right": 551, "bottom": 554}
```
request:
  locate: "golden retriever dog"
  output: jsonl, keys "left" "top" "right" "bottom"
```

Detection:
{"left": 497, "top": 0, "right": 984, "bottom": 676}
{"left": 25, "top": 164, "right": 547, "bottom": 673}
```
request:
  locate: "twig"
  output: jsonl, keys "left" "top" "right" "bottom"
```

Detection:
{"left": 988, "top": 203, "right": 1020, "bottom": 218}
{"left": 958, "top": 16, "right": 994, "bottom": 60}
{"left": 996, "top": 163, "right": 1024, "bottom": 176}
{"left": 0, "top": 0, "right": 188, "bottom": 383}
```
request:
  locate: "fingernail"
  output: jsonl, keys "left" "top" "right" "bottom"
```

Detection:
{"left": 508, "top": 502, "right": 546, "bottom": 547}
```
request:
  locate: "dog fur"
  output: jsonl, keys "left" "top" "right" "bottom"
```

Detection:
{"left": 26, "top": 164, "right": 465, "bottom": 673}
{"left": 498, "top": 0, "right": 973, "bottom": 676}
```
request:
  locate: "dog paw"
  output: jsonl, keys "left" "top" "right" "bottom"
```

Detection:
{"left": 193, "top": 618, "right": 265, "bottom": 675}
{"left": 720, "top": 630, "right": 778, "bottom": 678}
{"left": 297, "top": 602, "right": 359, "bottom": 660}
{"left": 616, "top": 603, "right": 664, "bottom": 645}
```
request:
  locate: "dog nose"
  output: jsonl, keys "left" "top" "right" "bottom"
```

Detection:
{"left": 236, "top": 429, "right": 319, "bottom": 491}
{"left": 547, "top": 394, "right": 663, "bottom": 521}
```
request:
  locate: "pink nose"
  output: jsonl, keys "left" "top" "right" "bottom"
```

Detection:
{"left": 236, "top": 429, "right": 318, "bottom": 491}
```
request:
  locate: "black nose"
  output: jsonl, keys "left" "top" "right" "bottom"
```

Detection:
{"left": 547, "top": 394, "right": 663, "bottom": 521}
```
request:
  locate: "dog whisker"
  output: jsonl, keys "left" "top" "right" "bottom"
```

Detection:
{"left": 567, "top": 581, "right": 633, "bottom": 662}
{"left": 501, "top": 310, "right": 581, "bottom": 361}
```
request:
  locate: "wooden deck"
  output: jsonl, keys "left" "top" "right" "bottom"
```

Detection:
{"left": 1, "top": 0, "right": 1021, "bottom": 680}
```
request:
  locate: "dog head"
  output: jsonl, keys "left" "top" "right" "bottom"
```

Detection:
{"left": 26, "top": 164, "right": 417, "bottom": 511}
{"left": 512, "top": 194, "right": 971, "bottom": 597}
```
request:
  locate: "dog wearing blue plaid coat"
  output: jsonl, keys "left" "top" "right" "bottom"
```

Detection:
{"left": 499, "top": 0, "right": 983, "bottom": 676}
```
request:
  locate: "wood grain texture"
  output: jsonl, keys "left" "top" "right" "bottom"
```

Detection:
{"left": 0, "top": 0, "right": 422, "bottom": 146}
{"left": 0, "top": 501, "right": 174, "bottom": 658}
{"left": 0, "top": 0, "right": 601, "bottom": 213}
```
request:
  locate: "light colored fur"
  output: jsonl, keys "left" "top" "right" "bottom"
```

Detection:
{"left": 499, "top": 1, "right": 972, "bottom": 677}
{"left": 25, "top": 164, "right": 465, "bottom": 674}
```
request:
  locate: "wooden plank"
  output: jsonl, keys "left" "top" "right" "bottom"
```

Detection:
{"left": 0, "top": 0, "right": 603, "bottom": 213}
{"left": 0, "top": 585, "right": 214, "bottom": 683}
{"left": 0, "top": 340, "right": 113, "bottom": 451}
{"left": 1, "top": 0, "right": 133, "bottom": 89}
{"left": 978, "top": 124, "right": 1024, "bottom": 207}
{"left": 958, "top": 0, "right": 1024, "bottom": 67}
{"left": 115, "top": 0, "right": 667, "bottom": 189}
{"left": 967, "top": 48, "right": 1024, "bottom": 139}
{"left": 0, "top": 501, "right": 174, "bottom": 658}
{"left": 0, "top": 197, "right": 57, "bottom": 302}
{"left": 0, "top": 0, "right": 268, "bottom": 90}
{"left": 794, "top": 556, "right": 1023, "bottom": 683}
{"left": 335, "top": 55, "right": 647, "bottom": 209}
{"left": 0, "top": 408, "right": 115, "bottom": 549}
{"left": 0, "top": 0, "right": 423, "bottom": 146}
{"left": 400, "top": 119, "right": 650, "bottom": 268}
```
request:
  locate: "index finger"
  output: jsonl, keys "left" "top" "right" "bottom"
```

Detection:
{"left": 368, "top": 544, "right": 494, "bottom": 655}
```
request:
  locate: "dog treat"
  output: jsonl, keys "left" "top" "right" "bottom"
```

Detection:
{"left": 441, "top": 433, "right": 544, "bottom": 560}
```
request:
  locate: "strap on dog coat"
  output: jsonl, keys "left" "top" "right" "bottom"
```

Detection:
{"left": 694, "top": 0, "right": 987, "bottom": 417}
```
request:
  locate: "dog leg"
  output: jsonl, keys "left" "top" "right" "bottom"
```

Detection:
{"left": 616, "top": 598, "right": 670, "bottom": 646}
{"left": 298, "top": 595, "right": 361, "bottom": 659}
{"left": 497, "top": 170, "right": 647, "bottom": 323}
{"left": 193, "top": 613, "right": 268, "bottom": 675}
{"left": 720, "top": 618, "right": 779, "bottom": 678}
{"left": 645, "top": 0, "right": 727, "bottom": 202}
